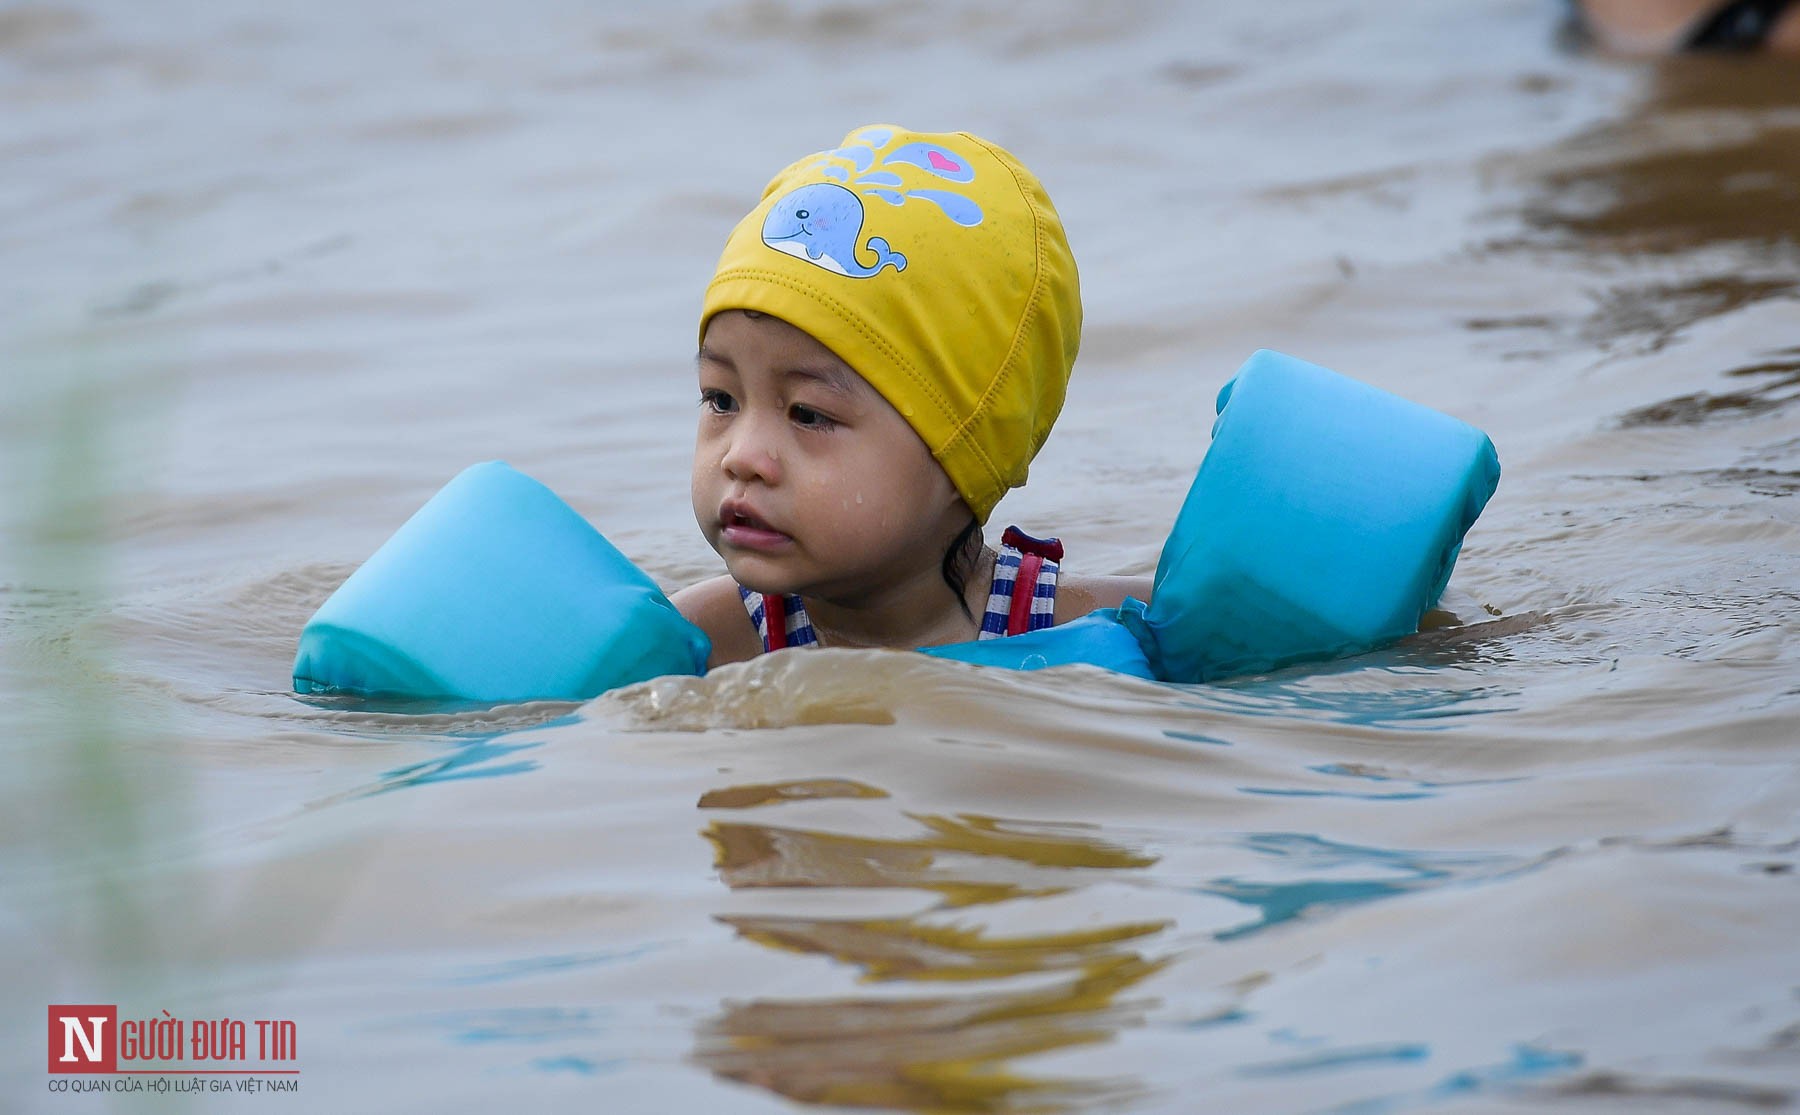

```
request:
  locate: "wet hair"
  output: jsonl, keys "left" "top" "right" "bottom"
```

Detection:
{"left": 941, "top": 517, "right": 983, "bottom": 620}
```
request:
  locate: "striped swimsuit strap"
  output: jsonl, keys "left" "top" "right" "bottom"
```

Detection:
{"left": 978, "top": 526, "right": 1064, "bottom": 638}
{"left": 738, "top": 578, "right": 820, "bottom": 651}
{"left": 737, "top": 525, "right": 1064, "bottom": 654}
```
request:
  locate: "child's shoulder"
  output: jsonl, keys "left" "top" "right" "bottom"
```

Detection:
{"left": 670, "top": 575, "right": 762, "bottom": 669}
{"left": 1054, "top": 571, "right": 1152, "bottom": 624}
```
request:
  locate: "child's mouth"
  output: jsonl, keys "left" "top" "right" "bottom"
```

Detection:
{"left": 719, "top": 502, "right": 792, "bottom": 552}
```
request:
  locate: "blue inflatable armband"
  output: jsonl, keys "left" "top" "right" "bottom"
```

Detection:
{"left": 292, "top": 461, "right": 709, "bottom": 703}
{"left": 920, "top": 605, "right": 1156, "bottom": 677}
{"left": 1138, "top": 350, "right": 1500, "bottom": 682}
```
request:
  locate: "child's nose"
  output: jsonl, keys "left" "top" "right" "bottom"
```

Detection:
{"left": 718, "top": 413, "right": 782, "bottom": 483}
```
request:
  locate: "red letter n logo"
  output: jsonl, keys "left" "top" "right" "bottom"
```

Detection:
{"left": 48, "top": 1005, "right": 118, "bottom": 1073}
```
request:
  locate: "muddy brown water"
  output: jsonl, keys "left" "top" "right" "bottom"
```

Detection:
{"left": 3, "top": 2, "right": 1797, "bottom": 1111}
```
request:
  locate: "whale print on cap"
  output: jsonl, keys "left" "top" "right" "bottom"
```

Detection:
{"left": 762, "top": 182, "right": 906, "bottom": 277}
{"left": 760, "top": 126, "right": 984, "bottom": 279}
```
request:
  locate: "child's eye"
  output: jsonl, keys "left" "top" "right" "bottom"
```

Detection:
{"left": 789, "top": 404, "right": 836, "bottom": 430}
{"left": 699, "top": 389, "right": 737, "bottom": 415}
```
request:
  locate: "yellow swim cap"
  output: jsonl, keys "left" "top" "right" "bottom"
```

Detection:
{"left": 700, "top": 124, "right": 1081, "bottom": 524}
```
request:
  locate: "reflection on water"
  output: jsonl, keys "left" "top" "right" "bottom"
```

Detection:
{"left": 715, "top": 913, "right": 1165, "bottom": 984}
{"left": 705, "top": 812, "right": 1157, "bottom": 904}
{"left": 1322, "top": 1044, "right": 1586, "bottom": 1115}
{"left": 1485, "top": 55, "right": 1800, "bottom": 375}
{"left": 695, "top": 802, "right": 1168, "bottom": 1110}
{"left": 1240, "top": 1040, "right": 1430, "bottom": 1077}
{"left": 1195, "top": 833, "right": 1547, "bottom": 942}
{"left": 1513, "top": 58, "right": 1800, "bottom": 257}
{"left": 1177, "top": 673, "right": 1523, "bottom": 731}
{"left": 1620, "top": 345, "right": 1800, "bottom": 427}
{"left": 370, "top": 736, "right": 545, "bottom": 791}
{"left": 690, "top": 801, "right": 1559, "bottom": 1109}
{"left": 1537, "top": 1069, "right": 1795, "bottom": 1111}
{"left": 697, "top": 777, "right": 890, "bottom": 809}
{"left": 696, "top": 958, "right": 1163, "bottom": 1112}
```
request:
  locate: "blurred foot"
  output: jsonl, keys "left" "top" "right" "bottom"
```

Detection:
{"left": 1575, "top": 0, "right": 1800, "bottom": 54}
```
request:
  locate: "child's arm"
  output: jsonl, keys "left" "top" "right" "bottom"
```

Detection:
{"left": 1054, "top": 573, "right": 1153, "bottom": 624}
{"left": 671, "top": 575, "right": 764, "bottom": 669}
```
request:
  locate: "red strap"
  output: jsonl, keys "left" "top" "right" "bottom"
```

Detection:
{"left": 999, "top": 526, "right": 1060, "bottom": 637}
{"left": 1006, "top": 552, "right": 1043, "bottom": 636}
{"left": 1001, "top": 525, "right": 1064, "bottom": 562}
{"left": 763, "top": 592, "right": 788, "bottom": 651}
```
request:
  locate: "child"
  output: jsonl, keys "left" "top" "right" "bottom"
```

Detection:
{"left": 671, "top": 125, "right": 1150, "bottom": 668}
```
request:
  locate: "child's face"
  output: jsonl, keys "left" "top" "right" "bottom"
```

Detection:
{"left": 692, "top": 310, "right": 969, "bottom": 602}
